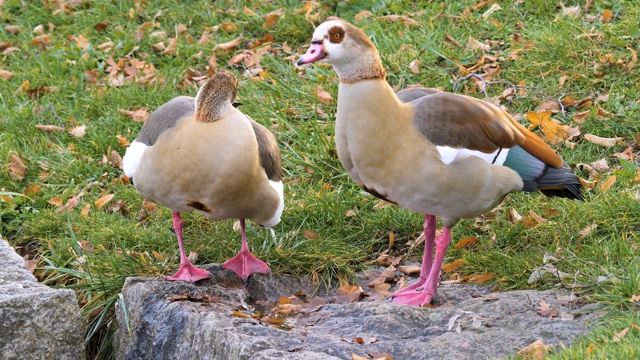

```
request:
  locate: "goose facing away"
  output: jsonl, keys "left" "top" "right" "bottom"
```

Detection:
{"left": 123, "top": 70, "right": 284, "bottom": 282}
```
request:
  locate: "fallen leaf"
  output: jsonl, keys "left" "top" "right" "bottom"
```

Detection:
{"left": 398, "top": 265, "right": 421, "bottom": 276}
{"left": 630, "top": 294, "right": 640, "bottom": 302}
{"left": 31, "top": 34, "right": 51, "bottom": 49}
{"left": 469, "top": 272, "right": 495, "bottom": 283}
{"left": 94, "top": 20, "right": 109, "bottom": 32}
{"left": 376, "top": 253, "right": 402, "bottom": 267}
{"left": 536, "top": 299, "right": 559, "bottom": 318}
{"left": 0, "top": 69, "right": 13, "bottom": 81}
{"left": 80, "top": 203, "right": 91, "bottom": 217}
{"left": 116, "top": 135, "right": 130, "bottom": 147}
{"left": 377, "top": 15, "right": 419, "bottom": 27}
{"left": 5, "top": 25, "right": 20, "bottom": 35}
{"left": 264, "top": 9, "right": 284, "bottom": 28}
{"left": 526, "top": 111, "right": 567, "bottom": 144}
{"left": 303, "top": 230, "right": 318, "bottom": 240}
{"left": 94, "top": 194, "right": 115, "bottom": 209}
{"left": 600, "top": 175, "right": 616, "bottom": 192}
{"left": 163, "top": 38, "right": 178, "bottom": 55}
{"left": 7, "top": 154, "right": 28, "bottom": 180}
{"left": 230, "top": 310, "right": 250, "bottom": 318}
{"left": 176, "top": 23, "right": 188, "bottom": 36}
{"left": 315, "top": 85, "right": 333, "bottom": 105}
{"left": 612, "top": 327, "right": 629, "bottom": 342}
{"left": 578, "top": 224, "right": 597, "bottom": 239}
{"left": 442, "top": 259, "right": 466, "bottom": 273}
{"left": 561, "top": 5, "right": 581, "bottom": 18}
{"left": 337, "top": 284, "right": 364, "bottom": 303}
{"left": 517, "top": 339, "right": 551, "bottom": 359}
{"left": 55, "top": 191, "right": 84, "bottom": 215}
{"left": 466, "top": 37, "right": 490, "bottom": 52}
{"left": 69, "top": 125, "right": 86, "bottom": 138}
{"left": 119, "top": 108, "right": 150, "bottom": 122}
{"left": 583, "top": 134, "right": 622, "bottom": 147}
{"left": 214, "top": 36, "right": 243, "bottom": 51}
{"left": 35, "top": 124, "right": 65, "bottom": 133}
{"left": 368, "top": 266, "right": 396, "bottom": 286}
{"left": 408, "top": 59, "right": 421, "bottom": 74}
{"left": 354, "top": 10, "right": 373, "bottom": 22}
{"left": 601, "top": 9, "right": 613, "bottom": 23}
{"left": 453, "top": 237, "right": 479, "bottom": 250}
{"left": 48, "top": 198, "right": 63, "bottom": 206}
{"left": 23, "top": 184, "right": 41, "bottom": 197}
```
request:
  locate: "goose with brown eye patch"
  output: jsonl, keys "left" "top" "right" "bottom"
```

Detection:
{"left": 297, "top": 20, "right": 583, "bottom": 307}
{"left": 122, "top": 70, "right": 284, "bottom": 283}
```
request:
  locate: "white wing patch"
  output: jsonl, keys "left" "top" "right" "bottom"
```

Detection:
{"left": 261, "top": 180, "right": 284, "bottom": 228}
{"left": 122, "top": 141, "right": 148, "bottom": 178}
{"left": 437, "top": 146, "right": 510, "bottom": 166}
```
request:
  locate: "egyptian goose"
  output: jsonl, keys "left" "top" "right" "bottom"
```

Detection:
{"left": 297, "top": 20, "right": 583, "bottom": 306}
{"left": 122, "top": 70, "right": 284, "bottom": 282}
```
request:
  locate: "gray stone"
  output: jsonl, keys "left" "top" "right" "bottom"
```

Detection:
{"left": 0, "top": 237, "right": 85, "bottom": 360}
{"left": 115, "top": 264, "right": 599, "bottom": 360}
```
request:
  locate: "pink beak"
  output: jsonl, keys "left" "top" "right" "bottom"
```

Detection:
{"left": 297, "top": 43, "right": 326, "bottom": 65}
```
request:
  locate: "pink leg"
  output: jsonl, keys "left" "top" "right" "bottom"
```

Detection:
{"left": 392, "top": 226, "right": 452, "bottom": 307}
{"left": 222, "top": 219, "right": 269, "bottom": 280}
{"left": 165, "top": 212, "right": 212, "bottom": 282}
{"left": 390, "top": 215, "right": 436, "bottom": 297}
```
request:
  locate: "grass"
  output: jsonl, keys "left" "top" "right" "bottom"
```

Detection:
{"left": 1, "top": 0, "right": 639, "bottom": 358}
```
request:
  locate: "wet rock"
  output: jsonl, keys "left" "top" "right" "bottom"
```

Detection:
{"left": 115, "top": 264, "right": 599, "bottom": 360}
{"left": 0, "top": 238, "right": 84, "bottom": 360}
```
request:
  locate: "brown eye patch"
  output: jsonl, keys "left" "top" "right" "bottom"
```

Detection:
{"left": 328, "top": 26, "right": 345, "bottom": 44}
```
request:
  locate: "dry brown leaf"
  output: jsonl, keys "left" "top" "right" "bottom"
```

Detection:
{"left": 0, "top": 69, "right": 13, "bottom": 81}
{"left": 5, "top": 25, "right": 20, "bottom": 35}
{"left": 408, "top": 59, "right": 421, "bottom": 74}
{"left": 630, "top": 295, "right": 640, "bottom": 302}
{"left": 35, "top": 124, "right": 65, "bottom": 133}
{"left": 368, "top": 266, "right": 396, "bottom": 286}
{"left": 23, "top": 184, "right": 41, "bottom": 197}
{"left": 31, "top": 34, "right": 51, "bottom": 49}
{"left": 466, "top": 37, "right": 490, "bottom": 52}
{"left": 214, "top": 36, "right": 243, "bottom": 51}
{"left": 517, "top": 339, "right": 551, "bottom": 359}
{"left": 176, "top": 23, "right": 187, "bottom": 36}
{"left": 243, "top": 7, "right": 257, "bottom": 16}
{"left": 537, "top": 99, "right": 560, "bottom": 113}
{"left": 119, "top": 108, "right": 150, "bottom": 122}
{"left": 354, "top": 10, "right": 374, "bottom": 22}
{"left": 583, "top": 133, "right": 622, "bottom": 147}
{"left": 398, "top": 265, "right": 421, "bottom": 276}
{"left": 453, "top": 237, "right": 480, "bottom": 250}
{"left": 94, "top": 194, "right": 115, "bottom": 209}
{"left": 315, "top": 85, "right": 333, "bottom": 105}
{"left": 469, "top": 272, "right": 495, "bottom": 283}
{"left": 163, "top": 38, "right": 178, "bottom": 55}
{"left": 573, "top": 109, "right": 590, "bottom": 123}
{"left": 578, "top": 224, "right": 598, "bottom": 239}
{"left": 55, "top": 191, "right": 84, "bottom": 215}
{"left": 264, "top": 9, "right": 284, "bottom": 28}
{"left": 601, "top": 9, "right": 613, "bottom": 23}
{"left": 627, "top": 47, "right": 637, "bottom": 72}
{"left": 303, "top": 230, "right": 318, "bottom": 240}
{"left": 94, "top": 20, "right": 109, "bottom": 32}
{"left": 345, "top": 209, "right": 356, "bottom": 217}
{"left": 600, "top": 175, "right": 616, "bottom": 192}
{"left": 32, "top": 24, "right": 44, "bottom": 35}
{"left": 612, "top": 327, "right": 629, "bottom": 342}
{"left": 376, "top": 253, "right": 402, "bottom": 267}
{"left": 7, "top": 154, "right": 28, "bottom": 180}
{"left": 536, "top": 300, "right": 559, "bottom": 318}
{"left": 220, "top": 22, "right": 237, "bottom": 33}
{"left": 110, "top": 150, "right": 123, "bottom": 169}
{"left": 69, "top": 125, "right": 86, "bottom": 138}
{"left": 74, "top": 34, "right": 89, "bottom": 50}
{"left": 561, "top": 5, "right": 581, "bottom": 18}
{"left": 377, "top": 15, "right": 419, "bottom": 27}
{"left": 80, "top": 203, "right": 91, "bottom": 217}
{"left": 116, "top": 135, "right": 130, "bottom": 147}
{"left": 48, "top": 198, "right": 63, "bottom": 207}
{"left": 442, "top": 259, "right": 466, "bottom": 273}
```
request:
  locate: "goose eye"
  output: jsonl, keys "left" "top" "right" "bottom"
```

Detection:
{"left": 333, "top": 33, "right": 340, "bottom": 40}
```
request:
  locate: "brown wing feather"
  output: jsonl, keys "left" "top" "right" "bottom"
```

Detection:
{"left": 408, "top": 92, "right": 563, "bottom": 167}
{"left": 137, "top": 96, "right": 195, "bottom": 146}
{"left": 249, "top": 118, "right": 282, "bottom": 182}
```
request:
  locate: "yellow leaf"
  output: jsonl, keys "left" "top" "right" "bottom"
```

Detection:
{"left": 48, "top": 198, "right": 63, "bottom": 206}
{"left": 94, "top": 194, "right": 115, "bottom": 209}
{"left": 600, "top": 175, "right": 616, "bottom": 192}
{"left": 453, "top": 237, "right": 479, "bottom": 250}
{"left": 587, "top": 343, "right": 595, "bottom": 354}
{"left": 442, "top": 259, "right": 466, "bottom": 273}
{"left": 243, "top": 7, "right": 257, "bottom": 16}
{"left": 517, "top": 339, "right": 552, "bottom": 359}
{"left": 601, "top": 9, "right": 613, "bottom": 23}
{"left": 116, "top": 135, "right": 130, "bottom": 147}
{"left": 80, "top": 203, "right": 91, "bottom": 217}
{"left": 469, "top": 272, "right": 495, "bottom": 283}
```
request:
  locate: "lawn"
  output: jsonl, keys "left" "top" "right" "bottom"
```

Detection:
{"left": 1, "top": 0, "right": 639, "bottom": 358}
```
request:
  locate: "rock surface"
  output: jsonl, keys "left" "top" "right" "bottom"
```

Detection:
{"left": 0, "top": 237, "right": 85, "bottom": 360}
{"left": 115, "top": 264, "right": 598, "bottom": 360}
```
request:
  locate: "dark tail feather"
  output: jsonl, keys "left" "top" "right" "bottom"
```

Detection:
{"left": 504, "top": 146, "right": 583, "bottom": 200}
{"left": 523, "top": 163, "right": 584, "bottom": 200}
